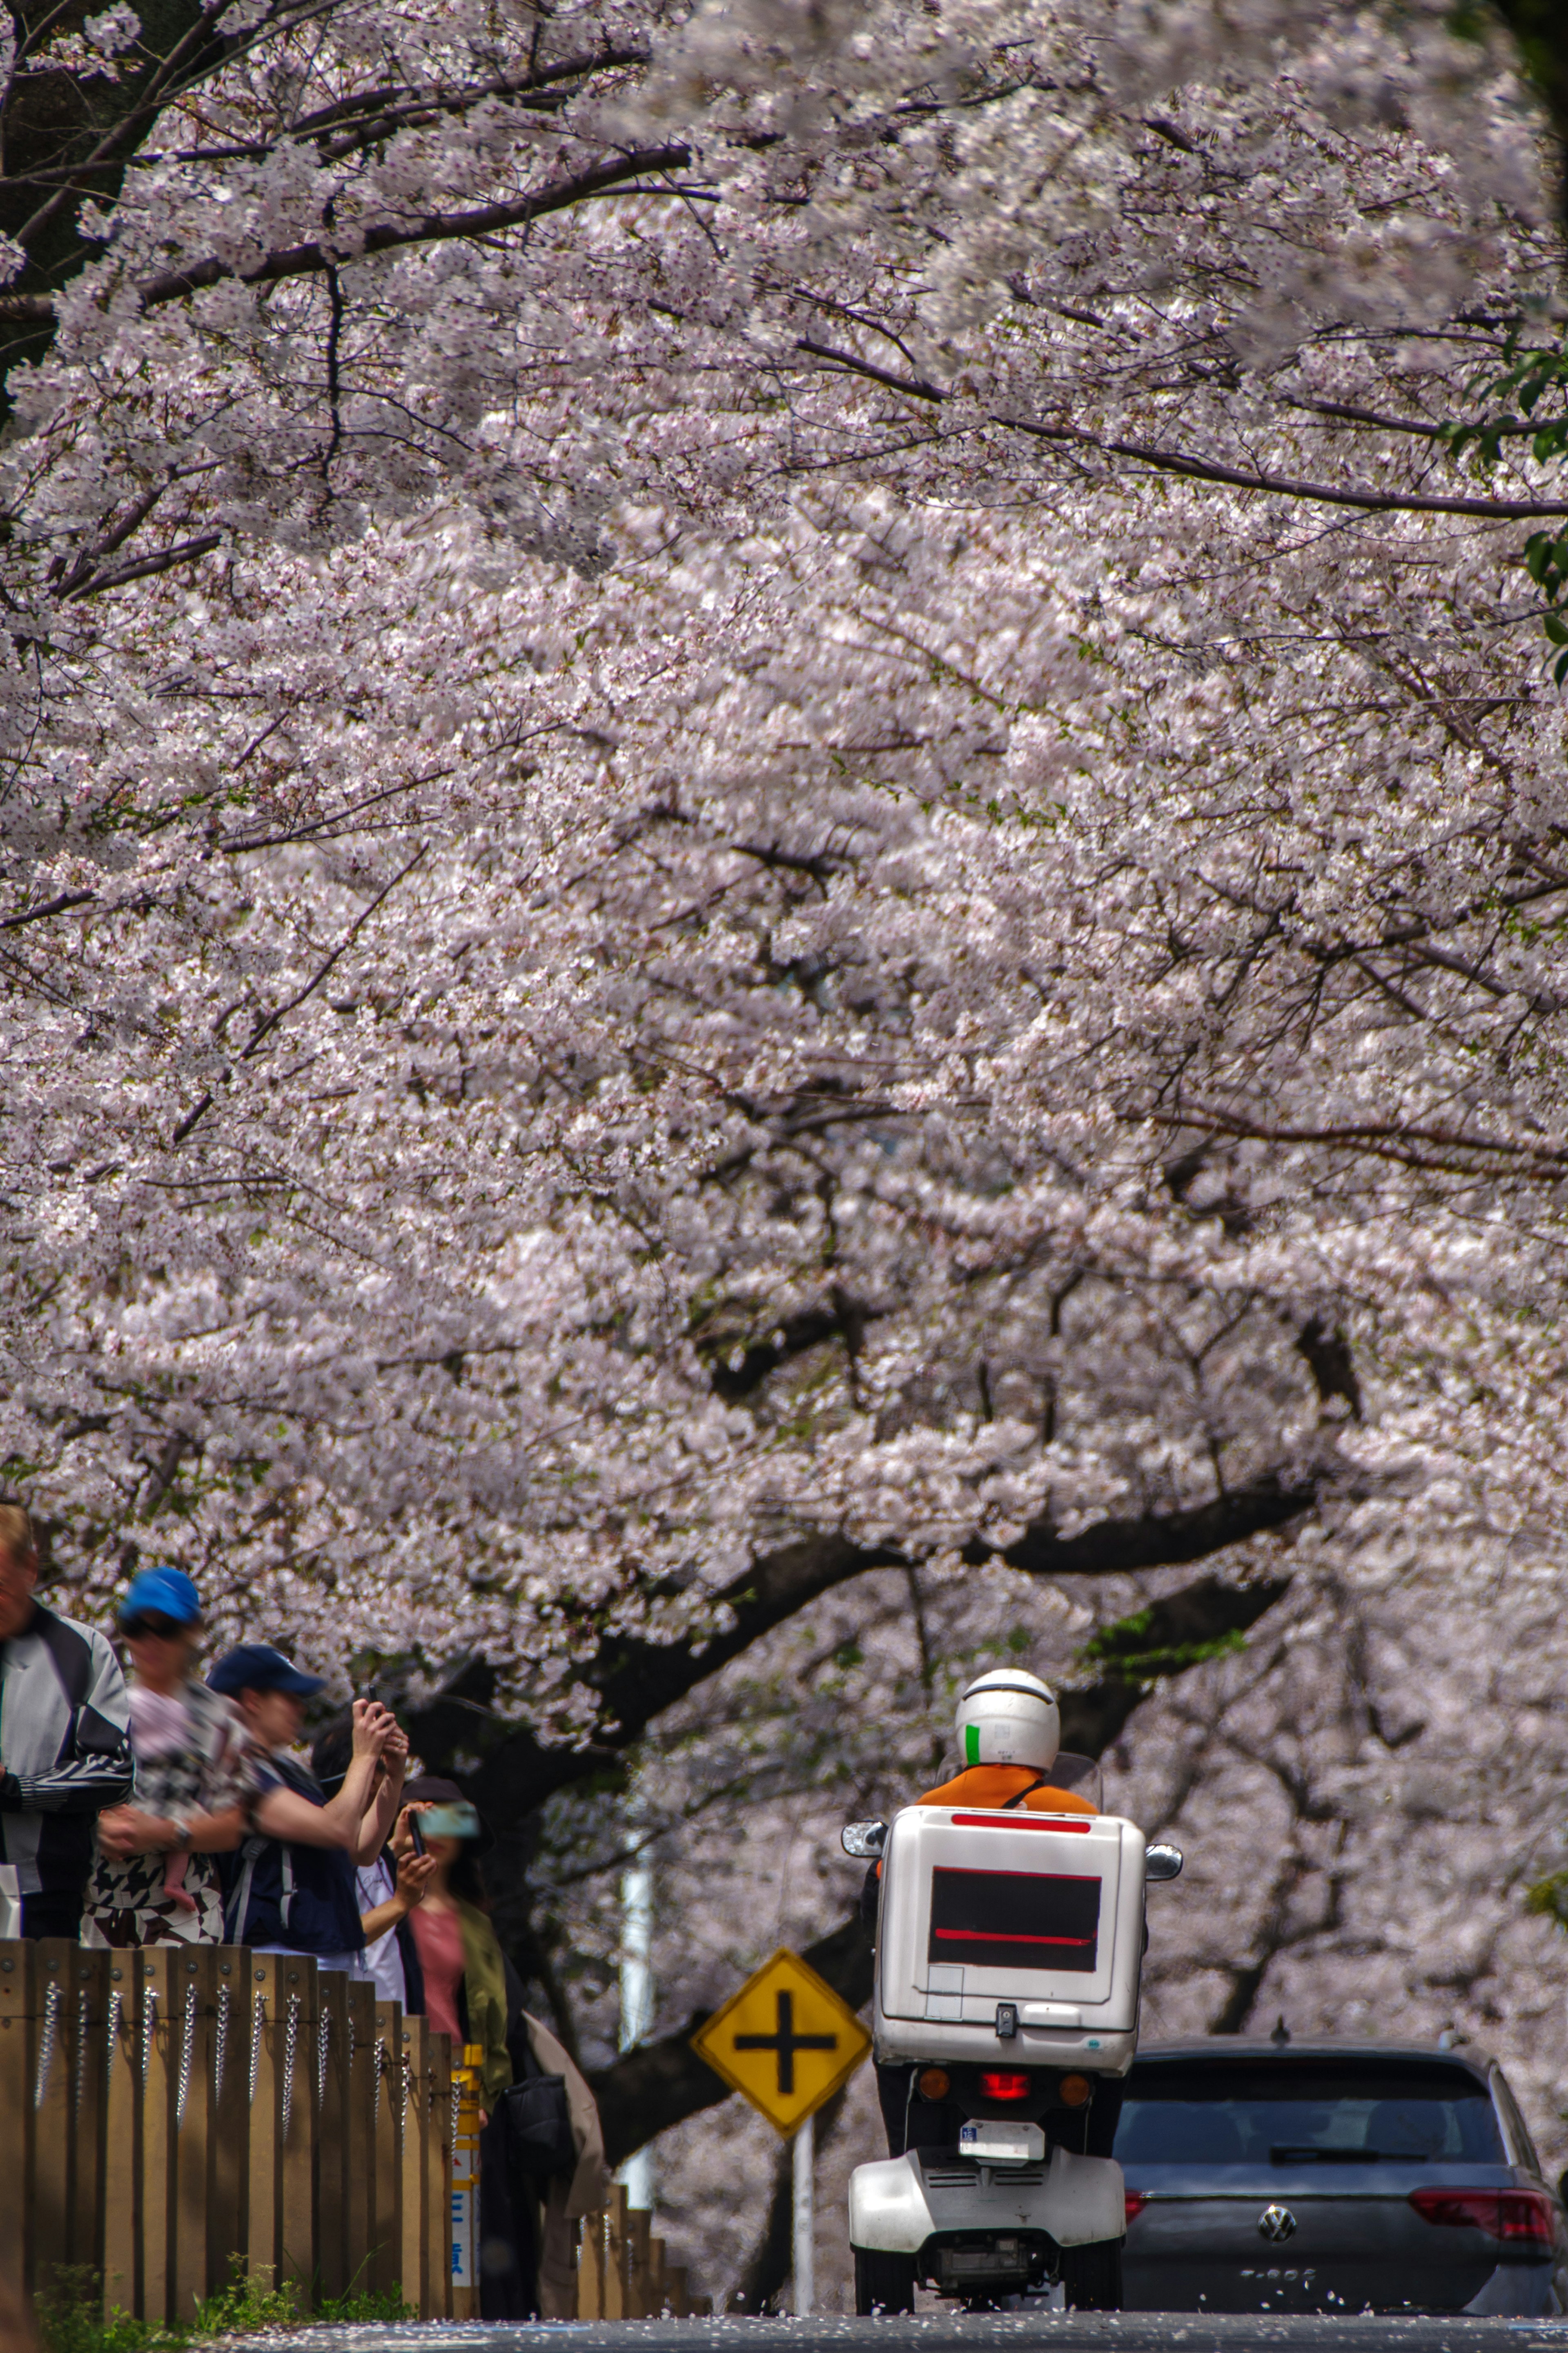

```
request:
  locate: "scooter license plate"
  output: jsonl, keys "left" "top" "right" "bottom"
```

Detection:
{"left": 959, "top": 2119, "right": 1045, "bottom": 2165}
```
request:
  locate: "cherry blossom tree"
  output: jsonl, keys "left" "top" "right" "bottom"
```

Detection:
{"left": 6, "top": 0, "right": 1568, "bottom": 2281}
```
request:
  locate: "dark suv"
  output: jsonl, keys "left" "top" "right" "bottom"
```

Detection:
{"left": 1117, "top": 2040, "right": 1568, "bottom": 2315}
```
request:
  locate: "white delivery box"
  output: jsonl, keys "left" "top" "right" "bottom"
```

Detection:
{"left": 873, "top": 1804, "right": 1145, "bottom": 2076}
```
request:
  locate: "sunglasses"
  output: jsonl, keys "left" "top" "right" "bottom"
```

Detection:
{"left": 121, "top": 1613, "right": 187, "bottom": 1641}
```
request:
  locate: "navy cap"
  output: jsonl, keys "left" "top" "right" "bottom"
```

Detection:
{"left": 118, "top": 1567, "right": 201, "bottom": 1628}
{"left": 207, "top": 1644, "right": 325, "bottom": 1700}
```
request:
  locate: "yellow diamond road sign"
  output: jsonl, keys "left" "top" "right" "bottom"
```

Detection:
{"left": 691, "top": 1945, "right": 872, "bottom": 2138}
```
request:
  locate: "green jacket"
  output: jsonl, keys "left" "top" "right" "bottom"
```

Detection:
{"left": 456, "top": 1897, "right": 514, "bottom": 2105}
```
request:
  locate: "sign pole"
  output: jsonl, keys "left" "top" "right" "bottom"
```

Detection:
{"left": 792, "top": 2109, "right": 815, "bottom": 2316}
{"left": 618, "top": 1847, "right": 655, "bottom": 2212}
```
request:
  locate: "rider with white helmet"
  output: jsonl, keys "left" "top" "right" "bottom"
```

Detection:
{"left": 921, "top": 1666, "right": 1091, "bottom": 1814}
{"left": 865, "top": 1665, "right": 1100, "bottom": 2158}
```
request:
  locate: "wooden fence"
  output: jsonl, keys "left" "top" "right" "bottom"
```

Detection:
{"left": 577, "top": 2183, "right": 706, "bottom": 2317}
{"left": 2, "top": 1938, "right": 708, "bottom": 2328}
{"left": 1, "top": 1939, "right": 454, "bottom": 2324}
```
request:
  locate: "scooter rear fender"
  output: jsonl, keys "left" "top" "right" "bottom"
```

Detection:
{"left": 848, "top": 2145, "right": 1125, "bottom": 2256}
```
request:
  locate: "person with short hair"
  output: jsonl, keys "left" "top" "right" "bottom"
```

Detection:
{"left": 0, "top": 1504, "right": 133, "bottom": 1938}
{"left": 209, "top": 1645, "right": 402, "bottom": 1973}
{"left": 83, "top": 1568, "right": 253, "bottom": 1948}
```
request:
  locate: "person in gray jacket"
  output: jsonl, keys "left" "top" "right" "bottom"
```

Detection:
{"left": 0, "top": 1506, "right": 133, "bottom": 1937}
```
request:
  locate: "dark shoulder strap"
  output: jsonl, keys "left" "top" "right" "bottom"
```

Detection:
{"left": 272, "top": 1752, "right": 325, "bottom": 1802}
{"left": 1000, "top": 1773, "right": 1050, "bottom": 1810}
{"left": 32, "top": 1608, "right": 93, "bottom": 1709}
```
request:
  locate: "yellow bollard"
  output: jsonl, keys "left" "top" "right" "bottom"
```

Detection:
{"left": 450, "top": 2041, "right": 484, "bottom": 2319}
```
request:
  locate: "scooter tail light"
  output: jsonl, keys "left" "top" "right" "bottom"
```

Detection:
{"left": 1408, "top": 2188, "right": 1556, "bottom": 2245}
{"left": 978, "top": 2070, "right": 1031, "bottom": 2101}
{"left": 1125, "top": 2192, "right": 1148, "bottom": 2224}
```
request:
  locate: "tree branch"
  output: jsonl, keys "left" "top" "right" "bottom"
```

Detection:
{"left": 63, "top": 530, "right": 222, "bottom": 599}
{"left": 1000, "top": 413, "right": 1568, "bottom": 520}
{"left": 0, "top": 145, "right": 695, "bottom": 329}
{"left": 416, "top": 1468, "right": 1317, "bottom": 1824}
{"left": 0, "top": 890, "right": 96, "bottom": 931}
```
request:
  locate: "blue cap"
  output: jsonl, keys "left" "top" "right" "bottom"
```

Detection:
{"left": 207, "top": 1644, "right": 325, "bottom": 1700}
{"left": 118, "top": 1567, "right": 201, "bottom": 1628}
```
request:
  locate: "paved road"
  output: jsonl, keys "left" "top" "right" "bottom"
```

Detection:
{"left": 258, "top": 2317, "right": 1568, "bottom": 2352}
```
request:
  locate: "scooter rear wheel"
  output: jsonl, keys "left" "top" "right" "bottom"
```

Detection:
{"left": 854, "top": 2249, "right": 917, "bottom": 2315}
{"left": 1060, "top": 2237, "right": 1123, "bottom": 2311}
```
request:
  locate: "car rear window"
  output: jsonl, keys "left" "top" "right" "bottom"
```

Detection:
{"left": 1116, "top": 2061, "right": 1506, "bottom": 2167}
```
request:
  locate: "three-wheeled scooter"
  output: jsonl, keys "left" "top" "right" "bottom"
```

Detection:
{"left": 843, "top": 1773, "right": 1182, "bottom": 2313}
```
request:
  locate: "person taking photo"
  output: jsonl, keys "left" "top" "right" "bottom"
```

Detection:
{"left": 209, "top": 1645, "right": 402, "bottom": 1974}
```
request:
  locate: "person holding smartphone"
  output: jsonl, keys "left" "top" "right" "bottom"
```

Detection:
{"left": 394, "top": 1777, "right": 512, "bottom": 2103}
{"left": 207, "top": 1646, "right": 401, "bottom": 1973}
{"left": 310, "top": 1713, "right": 434, "bottom": 2008}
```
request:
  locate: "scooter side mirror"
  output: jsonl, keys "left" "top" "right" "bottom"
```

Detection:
{"left": 842, "top": 1820, "right": 888, "bottom": 1859}
{"left": 1145, "top": 1842, "right": 1184, "bottom": 1882}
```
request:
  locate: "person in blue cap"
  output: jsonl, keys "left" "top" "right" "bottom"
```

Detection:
{"left": 208, "top": 1646, "right": 403, "bottom": 1974}
{"left": 84, "top": 1567, "right": 255, "bottom": 1949}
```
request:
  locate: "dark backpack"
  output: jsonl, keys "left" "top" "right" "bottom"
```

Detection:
{"left": 496, "top": 2025, "right": 575, "bottom": 2177}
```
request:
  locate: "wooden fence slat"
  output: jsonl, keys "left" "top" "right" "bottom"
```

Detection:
{"left": 243, "top": 1955, "right": 285, "bottom": 2291}
{"left": 342, "top": 1977, "right": 376, "bottom": 2302}
{"left": 0, "top": 1946, "right": 34, "bottom": 2310}
{"left": 314, "top": 1966, "right": 350, "bottom": 2302}
{"left": 370, "top": 2000, "right": 403, "bottom": 2303}
{"left": 169, "top": 1945, "right": 218, "bottom": 2326}
{"left": 398, "top": 2014, "right": 429, "bottom": 2320}
{"left": 626, "top": 2204, "right": 652, "bottom": 2318}
{"left": 32, "top": 1942, "right": 74, "bottom": 2297}
{"left": 206, "top": 1949, "right": 249, "bottom": 2298}
{"left": 275, "top": 1957, "right": 316, "bottom": 2303}
{"left": 426, "top": 2030, "right": 453, "bottom": 2320}
{"left": 137, "top": 1947, "right": 178, "bottom": 2325}
{"left": 68, "top": 1948, "right": 109, "bottom": 2282}
{"left": 100, "top": 1952, "right": 138, "bottom": 2318}
{"left": 603, "top": 2185, "right": 628, "bottom": 2320}
{"left": 575, "top": 2208, "right": 604, "bottom": 2318}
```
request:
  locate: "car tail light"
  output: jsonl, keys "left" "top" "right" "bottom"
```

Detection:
{"left": 1408, "top": 2188, "right": 1556, "bottom": 2246}
{"left": 1125, "top": 2192, "right": 1148, "bottom": 2224}
{"left": 917, "top": 2068, "right": 951, "bottom": 2101}
{"left": 1058, "top": 2073, "right": 1091, "bottom": 2108}
{"left": 979, "top": 2070, "right": 1031, "bottom": 2101}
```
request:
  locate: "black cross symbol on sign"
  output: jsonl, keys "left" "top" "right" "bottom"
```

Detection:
{"left": 733, "top": 1990, "right": 837, "bottom": 2097}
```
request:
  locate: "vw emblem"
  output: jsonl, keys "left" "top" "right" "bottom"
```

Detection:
{"left": 1258, "top": 2204, "right": 1297, "bottom": 2243}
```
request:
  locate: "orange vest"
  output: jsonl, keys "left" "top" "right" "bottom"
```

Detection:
{"left": 915, "top": 1762, "right": 1096, "bottom": 1816}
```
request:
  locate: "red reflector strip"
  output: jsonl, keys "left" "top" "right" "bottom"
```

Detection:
{"left": 933, "top": 1928, "right": 1094, "bottom": 1946}
{"left": 950, "top": 1813, "right": 1094, "bottom": 1832}
{"left": 1125, "top": 2192, "right": 1148, "bottom": 2224}
{"left": 1409, "top": 2188, "right": 1556, "bottom": 2245}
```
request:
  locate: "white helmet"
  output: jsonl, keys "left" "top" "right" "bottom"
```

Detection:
{"left": 956, "top": 1668, "right": 1060, "bottom": 1772}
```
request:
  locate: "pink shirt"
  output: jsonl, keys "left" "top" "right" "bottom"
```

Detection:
{"left": 408, "top": 1903, "right": 464, "bottom": 2045}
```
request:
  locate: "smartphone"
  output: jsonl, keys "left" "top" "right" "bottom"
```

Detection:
{"left": 407, "top": 1811, "right": 427, "bottom": 1856}
{"left": 419, "top": 1801, "right": 480, "bottom": 1840}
